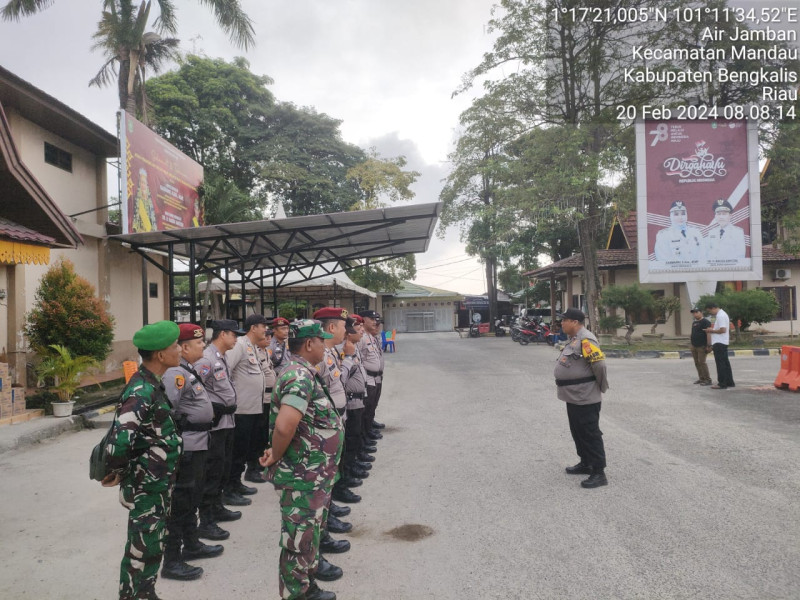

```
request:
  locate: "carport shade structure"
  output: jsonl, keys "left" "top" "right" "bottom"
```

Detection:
{"left": 109, "top": 202, "right": 443, "bottom": 324}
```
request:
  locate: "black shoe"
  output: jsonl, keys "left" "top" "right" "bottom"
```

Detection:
{"left": 244, "top": 467, "right": 268, "bottom": 484}
{"left": 353, "top": 460, "right": 372, "bottom": 470}
{"left": 161, "top": 559, "right": 203, "bottom": 581}
{"left": 372, "top": 421, "right": 385, "bottom": 429}
{"left": 329, "top": 502, "right": 351, "bottom": 518}
{"left": 349, "top": 465, "right": 369, "bottom": 479}
{"left": 222, "top": 491, "right": 252, "bottom": 506}
{"left": 367, "top": 430, "right": 383, "bottom": 441}
{"left": 581, "top": 471, "right": 608, "bottom": 488}
{"left": 230, "top": 481, "right": 258, "bottom": 496}
{"left": 305, "top": 581, "right": 337, "bottom": 600}
{"left": 320, "top": 530, "right": 351, "bottom": 554}
{"left": 197, "top": 522, "right": 230, "bottom": 540}
{"left": 357, "top": 452, "right": 375, "bottom": 463}
{"left": 213, "top": 505, "right": 242, "bottom": 522}
{"left": 332, "top": 486, "right": 361, "bottom": 503}
{"left": 182, "top": 541, "right": 224, "bottom": 560}
{"left": 362, "top": 443, "right": 378, "bottom": 453}
{"left": 565, "top": 462, "right": 593, "bottom": 475}
{"left": 327, "top": 514, "right": 353, "bottom": 534}
{"left": 315, "top": 557, "right": 343, "bottom": 582}
{"left": 340, "top": 475, "right": 362, "bottom": 488}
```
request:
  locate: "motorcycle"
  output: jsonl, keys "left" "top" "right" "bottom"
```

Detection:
{"left": 518, "top": 319, "right": 551, "bottom": 345}
{"left": 494, "top": 318, "right": 507, "bottom": 337}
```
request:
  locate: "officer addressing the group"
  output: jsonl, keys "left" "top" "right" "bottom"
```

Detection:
{"left": 554, "top": 308, "right": 610, "bottom": 489}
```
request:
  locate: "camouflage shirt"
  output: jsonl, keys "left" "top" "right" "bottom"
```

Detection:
{"left": 267, "top": 356, "right": 344, "bottom": 491}
{"left": 106, "top": 365, "right": 182, "bottom": 493}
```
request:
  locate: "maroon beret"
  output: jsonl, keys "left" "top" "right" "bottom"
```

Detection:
{"left": 178, "top": 323, "right": 205, "bottom": 342}
{"left": 313, "top": 307, "right": 349, "bottom": 320}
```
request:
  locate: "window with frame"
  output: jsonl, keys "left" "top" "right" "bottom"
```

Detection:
{"left": 44, "top": 142, "right": 72, "bottom": 172}
{"left": 762, "top": 286, "right": 797, "bottom": 321}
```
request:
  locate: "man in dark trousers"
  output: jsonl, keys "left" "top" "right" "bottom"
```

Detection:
{"left": 705, "top": 301, "right": 736, "bottom": 389}
{"left": 195, "top": 319, "right": 245, "bottom": 540}
{"left": 689, "top": 308, "right": 713, "bottom": 386}
{"left": 161, "top": 323, "right": 222, "bottom": 581}
{"left": 553, "top": 308, "right": 610, "bottom": 489}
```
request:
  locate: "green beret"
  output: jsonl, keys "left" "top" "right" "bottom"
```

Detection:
{"left": 133, "top": 320, "right": 180, "bottom": 351}
{"left": 290, "top": 319, "right": 334, "bottom": 340}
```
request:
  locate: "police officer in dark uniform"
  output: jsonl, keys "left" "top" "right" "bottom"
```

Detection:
{"left": 554, "top": 308, "right": 610, "bottom": 489}
{"left": 161, "top": 323, "right": 222, "bottom": 581}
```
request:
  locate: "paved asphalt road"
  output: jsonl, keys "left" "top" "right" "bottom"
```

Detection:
{"left": 0, "top": 332, "right": 798, "bottom": 600}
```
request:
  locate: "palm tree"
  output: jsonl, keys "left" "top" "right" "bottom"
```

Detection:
{"left": 2, "top": 0, "right": 255, "bottom": 119}
{"left": 89, "top": 1, "right": 181, "bottom": 122}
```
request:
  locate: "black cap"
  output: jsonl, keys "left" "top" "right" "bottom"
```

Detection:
{"left": 358, "top": 310, "right": 382, "bottom": 321}
{"left": 244, "top": 314, "right": 268, "bottom": 329}
{"left": 690, "top": 307, "right": 701, "bottom": 313}
{"left": 557, "top": 308, "right": 585, "bottom": 322}
{"left": 211, "top": 319, "right": 246, "bottom": 335}
{"left": 713, "top": 198, "right": 733, "bottom": 213}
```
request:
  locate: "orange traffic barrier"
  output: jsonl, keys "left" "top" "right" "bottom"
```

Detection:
{"left": 123, "top": 360, "right": 138, "bottom": 383}
{"left": 774, "top": 346, "right": 800, "bottom": 391}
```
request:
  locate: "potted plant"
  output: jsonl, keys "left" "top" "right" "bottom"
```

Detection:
{"left": 35, "top": 344, "right": 99, "bottom": 417}
{"left": 597, "top": 314, "right": 625, "bottom": 345}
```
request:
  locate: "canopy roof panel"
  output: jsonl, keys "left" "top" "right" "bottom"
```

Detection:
{"left": 111, "top": 203, "right": 442, "bottom": 274}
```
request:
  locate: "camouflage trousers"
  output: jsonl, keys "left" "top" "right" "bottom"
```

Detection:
{"left": 277, "top": 486, "right": 332, "bottom": 599}
{"left": 119, "top": 486, "right": 170, "bottom": 600}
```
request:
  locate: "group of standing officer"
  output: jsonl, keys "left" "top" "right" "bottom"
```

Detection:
{"left": 261, "top": 308, "right": 387, "bottom": 600}
{"left": 101, "top": 308, "right": 387, "bottom": 600}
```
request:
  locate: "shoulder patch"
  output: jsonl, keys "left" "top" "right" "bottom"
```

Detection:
{"left": 581, "top": 339, "right": 605, "bottom": 363}
{"left": 175, "top": 374, "right": 185, "bottom": 390}
{"left": 199, "top": 365, "right": 211, "bottom": 377}
{"left": 326, "top": 356, "right": 334, "bottom": 366}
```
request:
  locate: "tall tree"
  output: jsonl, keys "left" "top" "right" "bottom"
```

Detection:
{"left": 2, "top": 0, "right": 254, "bottom": 119}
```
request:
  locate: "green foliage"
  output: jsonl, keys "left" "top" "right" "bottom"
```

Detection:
{"left": 25, "top": 258, "right": 115, "bottom": 362}
{"left": 35, "top": 345, "right": 100, "bottom": 403}
{"left": 697, "top": 290, "right": 780, "bottom": 336}
{"left": 762, "top": 105, "right": 800, "bottom": 251}
{"left": 277, "top": 301, "right": 308, "bottom": 321}
{"left": 601, "top": 284, "right": 655, "bottom": 344}
{"left": 348, "top": 256, "right": 416, "bottom": 294}
{"left": 651, "top": 296, "right": 682, "bottom": 334}
{"left": 598, "top": 314, "right": 626, "bottom": 335}
{"left": 346, "top": 149, "right": 419, "bottom": 210}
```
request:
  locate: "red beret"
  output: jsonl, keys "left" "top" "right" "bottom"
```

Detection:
{"left": 350, "top": 314, "right": 364, "bottom": 325}
{"left": 271, "top": 317, "right": 290, "bottom": 327}
{"left": 178, "top": 323, "right": 205, "bottom": 342}
{"left": 313, "top": 307, "right": 349, "bottom": 320}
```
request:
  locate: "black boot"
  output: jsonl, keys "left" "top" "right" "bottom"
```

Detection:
{"left": 198, "top": 508, "right": 230, "bottom": 540}
{"left": 305, "top": 581, "right": 337, "bottom": 600}
{"left": 222, "top": 489, "right": 252, "bottom": 506}
{"left": 565, "top": 462, "right": 592, "bottom": 475}
{"left": 581, "top": 470, "right": 608, "bottom": 488}
{"left": 353, "top": 460, "right": 372, "bottom": 470}
{"left": 372, "top": 421, "right": 385, "bottom": 429}
{"left": 348, "top": 465, "right": 369, "bottom": 479}
{"left": 339, "top": 474, "right": 362, "bottom": 488}
{"left": 320, "top": 530, "right": 351, "bottom": 554}
{"left": 182, "top": 531, "right": 224, "bottom": 560}
{"left": 326, "top": 513, "right": 352, "bottom": 534}
{"left": 331, "top": 485, "right": 361, "bottom": 504}
{"left": 229, "top": 480, "right": 258, "bottom": 496}
{"left": 329, "top": 502, "right": 351, "bottom": 518}
{"left": 213, "top": 503, "right": 242, "bottom": 522}
{"left": 366, "top": 430, "right": 383, "bottom": 440}
{"left": 314, "top": 556, "right": 343, "bottom": 582}
{"left": 161, "top": 545, "right": 203, "bottom": 581}
{"left": 357, "top": 452, "right": 375, "bottom": 463}
{"left": 362, "top": 443, "right": 377, "bottom": 453}
{"left": 244, "top": 463, "right": 268, "bottom": 483}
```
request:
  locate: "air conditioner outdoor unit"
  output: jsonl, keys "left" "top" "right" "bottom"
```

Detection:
{"left": 775, "top": 268, "right": 791, "bottom": 280}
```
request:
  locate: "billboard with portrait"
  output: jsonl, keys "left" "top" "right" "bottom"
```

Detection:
{"left": 119, "top": 111, "right": 204, "bottom": 234}
{"left": 635, "top": 119, "right": 762, "bottom": 283}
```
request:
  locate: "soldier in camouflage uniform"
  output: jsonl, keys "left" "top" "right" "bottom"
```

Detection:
{"left": 102, "top": 321, "right": 182, "bottom": 600}
{"left": 260, "top": 320, "right": 344, "bottom": 600}
{"left": 554, "top": 308, "right": 610, "bottom": 489}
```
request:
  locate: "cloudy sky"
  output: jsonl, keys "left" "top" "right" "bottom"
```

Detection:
{"left": 0, "top": 0, "right": 498, "bottom": 294}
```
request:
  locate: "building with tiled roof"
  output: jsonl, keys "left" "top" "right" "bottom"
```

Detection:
{"left": 380, "top": 281, "right": 463, "bottom": 332}
{"left": 525, "top": 211, "right": 800, "bottom": 337}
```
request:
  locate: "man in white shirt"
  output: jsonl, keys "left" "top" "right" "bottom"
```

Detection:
{"left": 705, "top": 199, "right": 746, "bottom": 262}
{"left": 704, "top": 301, "right": 735, "bottom": 389}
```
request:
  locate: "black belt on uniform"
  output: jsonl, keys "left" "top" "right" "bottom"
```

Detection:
{"left": 555, "top": 376, "right": 597, "bottom": 387}
{"left": 346, "top": 392, "right": 365, "bottom": 399}
{"left": 366, "top": 369, "right": 383, "bottom": 377}
{"left": 265, "top": 387, "right": 273, "bottom": 394}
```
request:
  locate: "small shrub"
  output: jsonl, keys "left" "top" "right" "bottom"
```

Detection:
{"left": 25, "top": 258, "right": 115, "bottom": 361}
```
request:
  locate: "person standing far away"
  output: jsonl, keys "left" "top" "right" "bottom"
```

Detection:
{"left": 102, "top": 320, "right": 182, "bottom": 600}
{"left": 194, "top": 320, "right": 246, "bottom": 541}
{"left": 553, "top": 308, "right": 610, "bottom": 489}
{"left": 161, "top": 323, "right": 222, "bottom": 582}
{"left": 689, "top": 308, "right": 713, "bottom": 386}
{"left": 259, "top": 320, "right": 344, "bottom": 600}
{"left": 705, "top": 301, "right": 736, "bottom": 389}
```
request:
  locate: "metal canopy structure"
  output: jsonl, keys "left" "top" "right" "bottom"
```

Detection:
{"left": 109, "top": 202, "right": 442, "bottom": 324}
